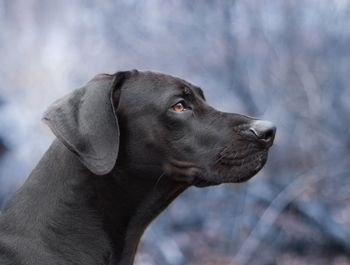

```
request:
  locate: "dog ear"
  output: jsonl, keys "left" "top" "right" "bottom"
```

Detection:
{"left": 42, "top": 72, "right": 129, "bottom": 175}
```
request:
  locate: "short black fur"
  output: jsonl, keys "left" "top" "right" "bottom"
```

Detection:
{"left": 0, "top": 70, "right": 276, "bottom": 265}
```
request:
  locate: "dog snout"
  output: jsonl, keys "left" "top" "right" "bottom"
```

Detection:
{"left": 248, "top": 120, "right": 276, "bottom": 146}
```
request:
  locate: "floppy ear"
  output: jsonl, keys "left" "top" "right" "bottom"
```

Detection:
{"left": 42, "top": 72, "right": 129, "bottom": 175}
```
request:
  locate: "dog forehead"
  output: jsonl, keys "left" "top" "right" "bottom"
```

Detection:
{"left": 139, "top": 71, "right": 183, "bottom": 89}
{"left": 131, "top": 71, "right": 205, "bottom": 99}
{"left": 121, "top": 72, "right": 178, "bottom": 98}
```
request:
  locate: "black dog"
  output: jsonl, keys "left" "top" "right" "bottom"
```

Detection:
{"left": 0, "top": 70, "right": 276, "bottom": 265}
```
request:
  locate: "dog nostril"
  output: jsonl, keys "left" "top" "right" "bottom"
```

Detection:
{"left": 249, "top": 120, "right": 276, "bottom": 143}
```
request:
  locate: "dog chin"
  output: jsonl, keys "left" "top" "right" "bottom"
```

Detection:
{"left": 193, "top": 178, "right": 221, "bottom": 188}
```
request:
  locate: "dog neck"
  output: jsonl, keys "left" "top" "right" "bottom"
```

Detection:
{"left": 99, "top": 169, "right": 188, "bottom": 265}
{"left": 6, "top": 139, "right": 187, "bottom": 265}
{"left": 94, "top": 165, "right": 188, "bottom": 265}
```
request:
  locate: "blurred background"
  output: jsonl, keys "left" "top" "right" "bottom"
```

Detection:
{"left": 0, "top": 0, "right": 350, "bottom": 264}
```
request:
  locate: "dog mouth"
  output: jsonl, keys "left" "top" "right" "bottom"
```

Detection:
{"left": 211, "top": 148, "right": 269, "bottom": 184}
{"left": 163, "top": 160, "right": 203, "bottom": 183}
{"left": 163, "top": 147, "right": 269, "bottom": 187}
{"left": 162, "top": 160, "right": 219, "bottom": 187}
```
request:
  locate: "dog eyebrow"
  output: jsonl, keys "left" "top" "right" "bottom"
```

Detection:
{"left": 182, "top": 86, "right": 196, "bottom": 101}
{"left": 181, "top": 85, "right": 206, "bottom": 103}
{"left": 183, "top": 86, "right": 192, "bottom": 96}
{"left": 194, "top": 87, "right": 205, "bottom": 101}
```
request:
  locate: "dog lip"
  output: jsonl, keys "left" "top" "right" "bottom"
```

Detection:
{"left": 211, "top": 149, "right": 269, "bottom": 183}
{"left": 164, "top": 160, "right": 222, "bottom": 187}
{"left": 163, "top": 160, "right": 204, "bottom": 184}
{"left": 168, "top": 160, "right": 199, "bottom": 168}
{"left": 215, "top": 148, "right": 267, "bottom": 167}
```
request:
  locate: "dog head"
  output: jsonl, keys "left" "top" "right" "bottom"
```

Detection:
{"left": 43, "top": 70, "right": 276, "bottom": 187}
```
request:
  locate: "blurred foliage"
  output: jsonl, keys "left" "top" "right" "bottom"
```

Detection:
{"left": 0, "top": 0, "right": 350, "bottom": 264}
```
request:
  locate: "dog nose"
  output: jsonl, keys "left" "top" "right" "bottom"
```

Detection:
{"left": 249, "top": 120, "right": 276, "bottom": 145}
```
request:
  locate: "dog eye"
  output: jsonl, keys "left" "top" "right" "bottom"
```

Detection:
{"left": 172, "top": 101, "right": 189, "bottom": 113}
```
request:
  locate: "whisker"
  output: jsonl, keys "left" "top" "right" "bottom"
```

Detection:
{"left": 153, "top": 172, "right": 166, "bottom": 189}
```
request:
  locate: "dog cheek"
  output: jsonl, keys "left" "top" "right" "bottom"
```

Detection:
{"left": 193, "top": 130, "right": 222, "bottom": 158}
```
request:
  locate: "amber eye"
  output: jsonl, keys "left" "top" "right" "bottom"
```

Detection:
{"left": 172, "top": 101, "right": 187, "bottom": 112}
